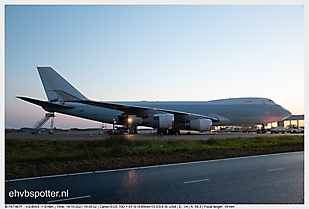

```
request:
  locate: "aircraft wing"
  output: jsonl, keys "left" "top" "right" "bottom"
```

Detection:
{"left": 53, "top": 90, "right": 220, "bottom": 122}
{"left": 77, "top": 100, "right": 220, "bottom": 122}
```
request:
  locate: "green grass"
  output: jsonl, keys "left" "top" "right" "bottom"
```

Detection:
{"left": 5, "top": 135, "right": 304, "bottom": 165}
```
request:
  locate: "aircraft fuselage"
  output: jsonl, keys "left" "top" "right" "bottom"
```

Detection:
{"left": 43, "top": 97, "right": 291, "bottom": 127}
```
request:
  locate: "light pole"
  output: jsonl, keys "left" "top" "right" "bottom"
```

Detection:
{"left": 128, "top": 118, "right": 132, "bottom": 133}
{"left": 113, "top": 119, "right": 116, "bottom": 132}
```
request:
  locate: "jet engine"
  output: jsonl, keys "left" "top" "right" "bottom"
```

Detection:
{"left": 185, "top": 119, "right": 212, "bottom": 131}
{"left": 142, "top": 113, "right": 174, "bottom": 129}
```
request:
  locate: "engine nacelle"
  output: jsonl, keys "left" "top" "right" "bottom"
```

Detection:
{"left": 185, "top": 119, "right": 212, "bottom": 131}
{"left": 142, "top": 113, "right": 174, "bottom": 129}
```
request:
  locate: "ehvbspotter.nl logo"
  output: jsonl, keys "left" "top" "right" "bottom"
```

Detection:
{"left": 8, "top": 189, "right": 69, "bottom": 199}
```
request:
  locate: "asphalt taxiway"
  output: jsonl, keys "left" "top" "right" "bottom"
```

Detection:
{"left": 5, "top": 151, "right": 304, "bottom": 204}
{"left": 5, "top": 130, "right": 302, "bottom": 140}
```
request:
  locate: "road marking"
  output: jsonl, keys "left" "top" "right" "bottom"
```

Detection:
{"left": 117, "top": 167, "right": 139, "bottom": 171}
{"left": 177, "top": 162, "right": 193, "bottom": 165}
{"left": 268, "top": 168, "right": 284, "bottom": 172}
{"left": 94, "top": 169, "right": 118, "bottom": 174}
{"left": 41, "top": 174, "right": 69, "bottom": 179}
{"left": 159, "top": 164, "right": 174, "bottom": 167}
{"left": 208, "top": 159, "right": 223, "bottom": 162}
{"left": 138, "top": 165, "right": 159, "bottom": 169}
{"left": 184, "top": 179, "right": 209, "bottom": 184}
{"left": 8, "top": 177, "right": 41, "bottom": 182}
{"left": 269, "top": 153, "right": 282, "bottom": 156}
{"left": 69, "top": 172, "right": 93, "bottom": 176}
{"left": 190, "top": 161, "right": 206, "bottom": 164}
{"left": 47, "top": 195, "right": 91, "bottom": 203}
{"left": 236, "top": 156, "right": 251, "bottom": 159}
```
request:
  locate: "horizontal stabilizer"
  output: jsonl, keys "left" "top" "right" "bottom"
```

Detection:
{"left": 17, "top": 96, "right": 74, "bottom": 109}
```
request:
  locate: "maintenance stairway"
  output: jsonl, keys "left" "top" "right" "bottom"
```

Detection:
{"left": 32, "top": 113, "right": 55, "bottom": 134}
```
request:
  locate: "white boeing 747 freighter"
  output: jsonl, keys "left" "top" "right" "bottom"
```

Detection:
{"left": 17, "top": 67, "right": 292, "bottom": 134}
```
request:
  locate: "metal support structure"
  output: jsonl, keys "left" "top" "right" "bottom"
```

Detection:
{"left": 98, "top": 123, "right": 106, "bottom": 134}
{"left": 49, "top": 117, "right": 55, "bottom": 134}
{"left": 32, "top": 113, "right": 55, "bottom": 134}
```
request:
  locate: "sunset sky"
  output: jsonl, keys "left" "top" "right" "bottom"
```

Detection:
{"left": 4, "top": 3, "right": 305, "bottom": 129}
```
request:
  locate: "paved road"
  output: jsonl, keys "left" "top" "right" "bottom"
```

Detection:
{"left": 5, "top": 131, "right": 303, "bottom": 140}
{"left": 5, "top": 151, "right": 304, "bottom": 204}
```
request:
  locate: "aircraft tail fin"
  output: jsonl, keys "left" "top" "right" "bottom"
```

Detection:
{"left": 37, "top": 67, "right": 87, "bottom": 102}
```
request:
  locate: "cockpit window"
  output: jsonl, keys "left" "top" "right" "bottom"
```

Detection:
{"left": 269, "top": 100, "right": 274, "bottom": 103}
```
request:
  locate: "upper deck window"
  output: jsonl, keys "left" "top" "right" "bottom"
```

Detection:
{"left": 245, "top": 100, "right": 251, "bottom": 103}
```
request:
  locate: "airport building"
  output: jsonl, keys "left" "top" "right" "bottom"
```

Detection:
{"left": 215, "top": 114, "right": 304, "bottom": 132}
{"left": 268, "top": 114, "right": 305, "bottom": 128}
{"left": 256, "top": 114, "right": 304, "bottom": 129}
{"left": 282, "top": 114, "right": 304, "bottom": 127}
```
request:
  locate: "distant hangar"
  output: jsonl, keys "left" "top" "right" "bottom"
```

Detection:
{"left": 278, "top": 114, "right": 304, "bottom": 127}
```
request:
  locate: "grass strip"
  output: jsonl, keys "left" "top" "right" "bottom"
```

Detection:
{"left": 6, "top": 135, "right": 304, "bottom": 165}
